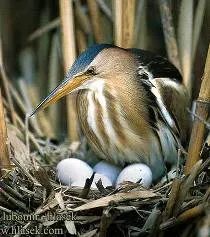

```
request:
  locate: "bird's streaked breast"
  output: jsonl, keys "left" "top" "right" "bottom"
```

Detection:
{"left": 77, "top": 80, "right": 150, "bottom": 165}
{"left": 84, "top": 80, "right": 125, "bottom": 164}
{"left": 91, "top": 81, "right": 118, "bottom": 144}
{"left": 87, "top": 90, "right": 105, "bottom": 147}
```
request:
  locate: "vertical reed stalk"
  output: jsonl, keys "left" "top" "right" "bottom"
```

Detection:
{"left": 185, "top": 45, "right": 210, "bottom": 174}
{"left": 122, "top": 0, "right": 136, "bottom": 48}
{"left": 37, "top": 7, "right": 50, "bottom": 99}
{"left": 48, "top": 33, "right": 60, "bottom": 136}
{"left": 192, "top": 0, "right": 207, "bottom": 63}
{"left": 159, "top": 0, "right": 181, "bottom": 71}
{"left": 87, "top": 0, "right": 104, "bottom": 43}
{"left": 76, "top": 29, "right": 87, "bottom": 53}
{"left": 75, "top": 1, "right": 91, "bottom": 35}
{"left": 0, "top": 90, "right": 11, "bottom": 176}
{"left": 59, "top": 0, "right": 79, "bottom": 141}
{"left": 113, "top": 0, "right": 136, "bottom": 48}
{"left": 113, "top": 0, "right": 123, "bottom": 46}
{"left": 134, "top": 0, "right": 147, "bottom": 49}
{"left": 178, "top": 0, "right": 193, "bottom": 96}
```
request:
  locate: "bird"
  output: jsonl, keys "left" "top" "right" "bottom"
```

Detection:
{"left": 30, "top": 44, "right": 190, "bottom": 181}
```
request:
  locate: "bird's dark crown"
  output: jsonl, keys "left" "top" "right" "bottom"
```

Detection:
{"left": 66, "top": 44, "right": 116, "bottom": 79}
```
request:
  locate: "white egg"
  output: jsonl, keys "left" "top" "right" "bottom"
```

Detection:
{"left": 56, "top": 158, "right": 93, "bottom": 185}
{"left": 115, "top": 163, "right": 153, "bottom": 188}
{"left": 93, "top": 161, "right": 122, "bottom": 185}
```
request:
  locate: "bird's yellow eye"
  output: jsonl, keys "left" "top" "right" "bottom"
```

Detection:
{"left": 85, "top": 66, "right": 96, "bottom": 75}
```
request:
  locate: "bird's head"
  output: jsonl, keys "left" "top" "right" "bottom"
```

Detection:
{"left": 30, "top": 44, "right": 138, "bottom": 116}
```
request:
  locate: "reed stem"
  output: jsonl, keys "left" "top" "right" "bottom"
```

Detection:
{"left": 59, "top": 0, "right": 79, "bottom": 141}
{"left": 114, "top": 0, "right": 136, "bottom": 48}
{"left": 0, "top": 90, "right": 11, "bottom": 176}
{"left": 178, "top": 0, "right": 193, "bottom": 96}
{"left": 159, "top": 0, "right": 181, "bottom": 71}
{"left": 185, "top": 45, "right": 210, "bottom": 174}
{"left": 87, "top": 0, "right": 104, "bottom": 43}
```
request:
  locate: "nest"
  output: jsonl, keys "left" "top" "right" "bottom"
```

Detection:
{"left": 0, "top": 124, "right": 209, "bottom": 237}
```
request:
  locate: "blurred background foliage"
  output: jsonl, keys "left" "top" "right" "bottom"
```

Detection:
{"left": 0, "top": 0, "right": 209, "bottom": 141}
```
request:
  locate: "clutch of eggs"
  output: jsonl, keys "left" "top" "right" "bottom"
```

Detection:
{"left": 56, "top": 158, "right": 152, "bottom": 189}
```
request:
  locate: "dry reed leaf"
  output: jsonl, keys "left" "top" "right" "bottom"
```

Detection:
{"left": 177, "top": 203, "right": 207, "bottom": 222}
{"left": 173, "top": 160, "right": 203, "bottom": 216}
{"left": 164, "top": 178, "right": 182, "bottom": 219}
{"left": 99, "top": 208, "right": 115, "bottom": 237}
{"left": 35, "top": 198, "right": 58, "bottom": 215}
{"left": 65, "top": 220, "right": 77, "bottom": 235}
{"left": 74, "top": 190, "right": 158, "bottom": 212}
{"left": 0, "top": 90, "right": 11, "bottom": 175}
{"left": 0, "top": 187, "right": 28, "bottom": 211}
{"left": 140, "top": 207, "right": 162, "bottom": 235}
{"left": 33, "top": 166, "right": 53, "bottom": 197}
{"left": 55, "top": 192, "right": 65, "bottom": 210}
{"left": 8, "top": 129, "right": 31, "bottom": 170}
{"left": 3, "top": 98, "right": 43, "bottom": 155}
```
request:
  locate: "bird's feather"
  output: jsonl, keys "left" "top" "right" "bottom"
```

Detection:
{"left": 127, "top": 48, "right": 182, "bottom": 82}
{"left": 127, "top": 48, "right": 190, "bottom": 157}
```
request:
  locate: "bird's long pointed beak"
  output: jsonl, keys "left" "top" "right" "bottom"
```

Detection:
{"left": 30, "top": 74, "right": 87, "bottom": 117}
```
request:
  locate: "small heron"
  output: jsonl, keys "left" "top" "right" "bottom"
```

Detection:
{"left": 30, "top": 44, "right": 190, "bottom": 181}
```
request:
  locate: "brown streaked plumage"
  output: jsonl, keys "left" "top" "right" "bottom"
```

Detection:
{"left": 30, "top": 44, "right": 190, "bottom": 181}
